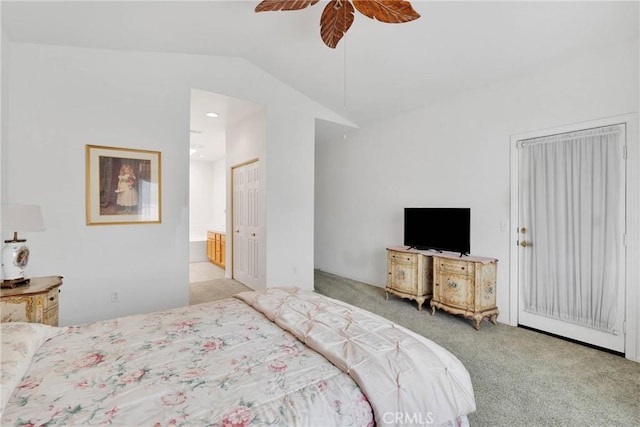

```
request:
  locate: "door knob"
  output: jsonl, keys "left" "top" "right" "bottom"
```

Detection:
{"left": 520, "top": 240, "right": 532, "bottom": 247}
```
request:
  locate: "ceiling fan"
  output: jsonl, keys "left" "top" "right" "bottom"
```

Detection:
{"left": 255, "top": 0, "right": 421, "bottom": 48}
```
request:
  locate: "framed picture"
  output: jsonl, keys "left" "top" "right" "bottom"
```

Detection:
{"left": 86, "top": 145, "right": 162, "bottom": 225}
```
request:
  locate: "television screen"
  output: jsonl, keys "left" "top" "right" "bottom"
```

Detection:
{"left": 404, "top": 208, "right": 471, "bottom": 255}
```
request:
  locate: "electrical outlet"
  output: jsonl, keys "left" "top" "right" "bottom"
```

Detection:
{"left": 111, "top": 291, "right": 120, "bottom": 303}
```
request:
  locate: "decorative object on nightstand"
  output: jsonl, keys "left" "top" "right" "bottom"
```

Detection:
{"left": 1, "top": 204, "right": 46, "bottom": 288}
{"left": 0, "top": 276, "right": 62, "bottom": 326}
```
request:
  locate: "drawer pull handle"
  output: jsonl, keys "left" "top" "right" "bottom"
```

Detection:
{"left": 49, "top": 297, "right": 55, "bottom": 301}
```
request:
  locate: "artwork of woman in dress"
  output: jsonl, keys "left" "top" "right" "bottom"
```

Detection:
{"left": 97, "top": 156, "right": 151, "bottom": 215}
{"left": 115, "top": 164, "right": 138, "bottom": 213}
{"left": 94, "top": 147, "right": 158, "bottom": 222}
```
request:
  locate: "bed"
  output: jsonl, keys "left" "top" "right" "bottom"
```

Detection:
{"left": 1, "top": 288, "right": 476, "bottom": 426}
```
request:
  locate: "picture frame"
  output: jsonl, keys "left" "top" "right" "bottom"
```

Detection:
{"left": 86, "top": 145, "right": 162, "bottom": 225}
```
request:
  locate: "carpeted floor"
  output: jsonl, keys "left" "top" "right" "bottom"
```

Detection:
{"left": 188, "top": 267, "right": 640, "bottom": 427}
{"left": 188, "top": 262, "right": 252, "bottom": 305}
{"left": 189, "top": 278, "right": 252, "bottom": 305}
{"left": 314, "top": 270, "right": 640, "bottom": 427}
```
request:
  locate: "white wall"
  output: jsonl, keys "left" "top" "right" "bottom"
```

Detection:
{"left": 189, "top": 157, "right": 226, "bottom": 238}
{"left": 1, "top": 22, "right": 8, "bottom": 202}
{"left": 226, "top": 108, "right": 267, "bottom": 288}
{"left": 315, "top": 39, "right": 638, "bottom": 341}
{"left": 4, "top": 42, "right": 348, "bottom": 325}
{"left": 189, "top": 157, "right": 226, "bottom": 263}
{"left": 189, "top": 159, "right": 215, "bottom": 240}
{"left": 211, "top": 158, "right": 226, "bottom": 229}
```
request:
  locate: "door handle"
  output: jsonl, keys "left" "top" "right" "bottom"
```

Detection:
{"left": 520, "top": 240, "right": 532, "bottom": 247}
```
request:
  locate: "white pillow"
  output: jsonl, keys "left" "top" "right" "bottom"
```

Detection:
{"left": 0, "top": 322, "right": 62, "bottom": 415}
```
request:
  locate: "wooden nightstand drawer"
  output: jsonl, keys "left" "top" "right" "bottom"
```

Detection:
{"left": 436, "top": 258, "right": 475, "bottom": 276}
{"left": 389, "top": 252, "right": 417, "bottom": 265}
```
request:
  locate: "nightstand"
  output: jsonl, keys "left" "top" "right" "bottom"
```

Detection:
{"left": 0, "top": 276, "right": 63, "bottom": 326}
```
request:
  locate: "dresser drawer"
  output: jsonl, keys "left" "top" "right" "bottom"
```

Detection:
{"left": 436, "top": 258, "right": 475, "bottom": 276}
{"left": 388, "top": 251, "right": 418, "bottom": 266}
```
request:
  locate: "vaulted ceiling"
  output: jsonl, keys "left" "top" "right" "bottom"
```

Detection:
{"left": 3, "top": 1, "right": 638, "bottom": 157}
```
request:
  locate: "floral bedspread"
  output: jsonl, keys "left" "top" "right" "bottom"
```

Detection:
{"left": 236, "top": 288, "right": 476, "bottom": 426}
{"left": 1, "top": 298, "right": 374, "bottom": 426}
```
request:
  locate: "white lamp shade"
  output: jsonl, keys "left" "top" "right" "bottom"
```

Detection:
{"left": 1, "top": 204, "right": 46, "bottom": 232}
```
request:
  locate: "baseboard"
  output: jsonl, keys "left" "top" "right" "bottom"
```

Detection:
{"left": 518, "top": 324, "right": 625, "bottom": 357}
{"left": 314, "top": 268, "right": 384, "bottom": 289}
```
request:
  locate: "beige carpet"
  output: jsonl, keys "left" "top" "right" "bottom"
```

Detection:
{"left": 189, "top": 278, "right": 251, "bottom": 305}
{"left": 313, "top": 269, "right": 640, "bottom": 427}
{"left": 188, "top": 262, "right": 251, "bottom": 305}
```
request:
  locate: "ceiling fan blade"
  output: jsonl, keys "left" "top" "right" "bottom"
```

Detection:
{"left": 255, "top": 0, "right": 320, "bottom": 12}
{"left": 352, "top": 0, "right": 420, "bottom": 23}
{"left": 320, "top": 0, "right": 355, "bottom": 48}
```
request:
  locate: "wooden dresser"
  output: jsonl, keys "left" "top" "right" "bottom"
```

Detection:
{"left": 0, "top": 276, "right": 63, "bottom": 326}
{"left": 386, "top": 249, "right": 432, "bottom": 311}
{"left": 207, "top": 231, "right": 226, "bottom": 268}
{"left": 431, "top": 256, "right": 499, "bottom": 330}
{"left": 386, "top": 246, "right": 498, "bottom": 329}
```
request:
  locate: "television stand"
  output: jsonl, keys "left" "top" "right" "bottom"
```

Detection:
{"left": 409, "top": 246, "right": 468, "bottom": 257}
{"left": 386, "top": 246, "right": 499, "bottom": 329}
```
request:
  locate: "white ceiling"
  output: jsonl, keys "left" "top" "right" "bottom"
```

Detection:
{"left": 2, "top": 1, "right": 638, "bottom": 160}
{"left": 189, "top": 89, "right": 264, "bottom": 161}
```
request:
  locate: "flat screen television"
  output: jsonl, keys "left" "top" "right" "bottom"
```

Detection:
{"left": 404, "top": 208, "right": 471, "bottom": 255}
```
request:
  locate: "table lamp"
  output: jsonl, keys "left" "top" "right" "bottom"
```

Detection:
{"left": 1, "top": 204, "right": 45, "bottom": 287}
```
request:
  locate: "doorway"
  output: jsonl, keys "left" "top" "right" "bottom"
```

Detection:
{"left": 188, "top": 89, "right": 264, "bottom": 284}
{"left": 511, "top": 117, "right": 630, "bottom": 354}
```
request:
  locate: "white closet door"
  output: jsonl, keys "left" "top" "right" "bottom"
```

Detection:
{"left": 245, "top": 161, "right": 260, "bottom": 284}
{"left": 232, "top": 160, "right": 260, "bottom": 288}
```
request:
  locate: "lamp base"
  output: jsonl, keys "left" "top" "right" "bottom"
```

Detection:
{"left": 1, "top": 277, "right": 31, "bottom": 289}
{"left": 1, "top": 241, "right": 30, "bottom": 282}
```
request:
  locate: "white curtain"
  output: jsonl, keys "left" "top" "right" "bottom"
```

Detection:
{"left": 520, "top": 125, "right": 624, "bottom": 332}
